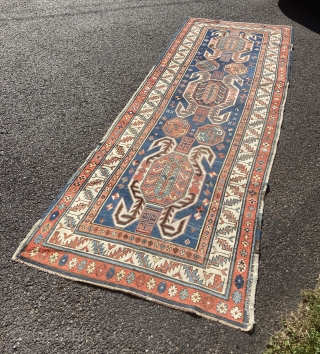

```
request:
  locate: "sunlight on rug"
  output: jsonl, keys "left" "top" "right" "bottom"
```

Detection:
{"left": 13, "top": 18, "right": 293, "bottom": 330}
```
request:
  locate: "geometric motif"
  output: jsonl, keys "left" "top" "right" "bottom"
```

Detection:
{"left": 192, "top": 80, "right": 229, "bottom": 107}
{"left": 176, "top": 136, "right": 195, "bottom": 153}
{"left": 195, "top": 59, "right": 219, "bottom": 72}
{"left": 176, "top": 72, "right": 243, "bottom": 124}
{"left": 195, "top": 125, "right": 225, "bottom": 146}
{"left": 220, "top": 52, "right": 232, "bottom": 62}
{"left": 135, "top": 208, "right": 160, "bottom": 235}
{"left": 162, "top": 118, "right": 190, "bottom": 137}
{"left": 141, "top": 152, "right": 193, "bottom": 207}
{"left": 208, "top": 31, "right": 254, "bottom": 63}
{"left": 192, "top": 107, "right": 210, "bottom": 123}
{"left": 13, "top": 19, "right": 293, "bottom": 331}
{"left": 211, "top": 71, "right": 225, "bottom": 80}
{"left": 224, "top": 63, "right": 248, "bottom": 75}
{"left": 113, "top": 137, "right": 215, "bottom": 240}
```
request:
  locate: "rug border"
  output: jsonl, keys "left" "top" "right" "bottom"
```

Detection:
{"left": 246, "top": 22, "right": 294, "bottom": 329}
{"left": 12, "top": 18, "right": 294, "bottom": 331}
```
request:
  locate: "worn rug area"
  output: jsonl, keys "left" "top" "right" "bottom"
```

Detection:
{"left": 13, "top": 18, "right": 293, "bottom": 330}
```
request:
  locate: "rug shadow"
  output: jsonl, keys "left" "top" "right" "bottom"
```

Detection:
{"left": 278, "top": 0, "right": 320, "bottom": 33}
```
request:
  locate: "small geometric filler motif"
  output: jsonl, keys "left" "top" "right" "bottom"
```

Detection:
{"left": 13, "top": 18, "right": 293, "bottom": 331}
{"left": 136, "top": 208, "right": 161, "bottom": 235}
{"left": 176, "top": 137, "right": 195, "bottom": 153}
{"left": 192, "top": 107, "right": 210, "bottom": 123}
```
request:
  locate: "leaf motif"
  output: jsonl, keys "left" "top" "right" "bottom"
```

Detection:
{"left": 223, "top": 198, "right": 241, "bottom": 207}
{"left": 83, "top": 189, "right": 94, "bottom": 201}
{"left": 99, "top": 167, "right": 110, "bottom": 177}
{"left": 217, "top": 225, "right": 237, "bottom": 235}
{"left": 238, "top": 153, "right": 252, "bottom": 161}
{"left": 222, "top": 209, "right": 237, "bottom": 225}
{"left": 210, "top": 255, "right": 229, "bottom": 267}
{"left": 64, "top": 216, "right": 76, "bottom": 229}
{"left": 247, "top": 127, "right": 259, "bottom": 136}
{"left": 131, "top": 120, "right": 145, "bottom": 127}
{"left": 155, "top": 261, "right": 179, "bottom": 274}
{"left": 230, "top": 175, "right": 246, "bottom": 183}
{"left": 116, "top": 145, "right": 125, "bottom": 156}
{"left": 129, "top": 127, "right": 138, "bottom": 135}
{"left": 236, "top": 163, "right": 249, "bottom": 175}
{"left": 229, "top": 185, "right": 243, "bottom": 199}
{"left": 249, "top": 120, "right": 263, "bottom": 128}
{"left": 243, "top": 144, "right": 256, "bottom": 154}
{"left": 69, "top": 203, "right": 88, "bottom": 213}
{"left": 243, "top": 136, "right": 259, "bottom": 144}
{"left": 216, "top": 238, "right": 233, "bottom": 252}
{"left": 86, "top": 179, "right": 104, "bottom": 187}
{"left": 105, "top": 156, "right": 121, "bottom": 165}
{"left": 120, "top": 135, "right": 134, "bottom": 144}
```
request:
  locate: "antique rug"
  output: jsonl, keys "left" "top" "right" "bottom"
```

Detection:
{"left": 13, "top": 18, "right": 293, "bottom": 330}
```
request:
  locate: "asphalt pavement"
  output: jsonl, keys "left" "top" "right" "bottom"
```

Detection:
{"left": 1, "top": 0, "right": 320, "bottom": 353}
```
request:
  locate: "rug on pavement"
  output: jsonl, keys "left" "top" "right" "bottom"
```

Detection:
{"left": 13, "top": 18, "right": 293, "bottom": 330}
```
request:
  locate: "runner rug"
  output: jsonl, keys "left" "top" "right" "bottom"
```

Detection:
{"left": 13, "top": 18, "right": 293, "bottom": 330}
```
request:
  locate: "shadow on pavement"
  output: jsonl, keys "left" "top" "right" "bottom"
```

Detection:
{"left": 279, "top": 0, "right": 320, "bottom": 33}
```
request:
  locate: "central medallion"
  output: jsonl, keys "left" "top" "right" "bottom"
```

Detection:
{"left": 192, "top": 80, "right": 229, "bottom": 107}
{"left": 141, "top": 152, "right": 193, "bottom": 207}
{"left": 112, "top": 137, "right": 215, "bottom": 240}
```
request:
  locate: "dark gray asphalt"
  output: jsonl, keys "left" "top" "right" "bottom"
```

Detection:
{"left": 1, "top": 0, "right": 319, "bottom": 353}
